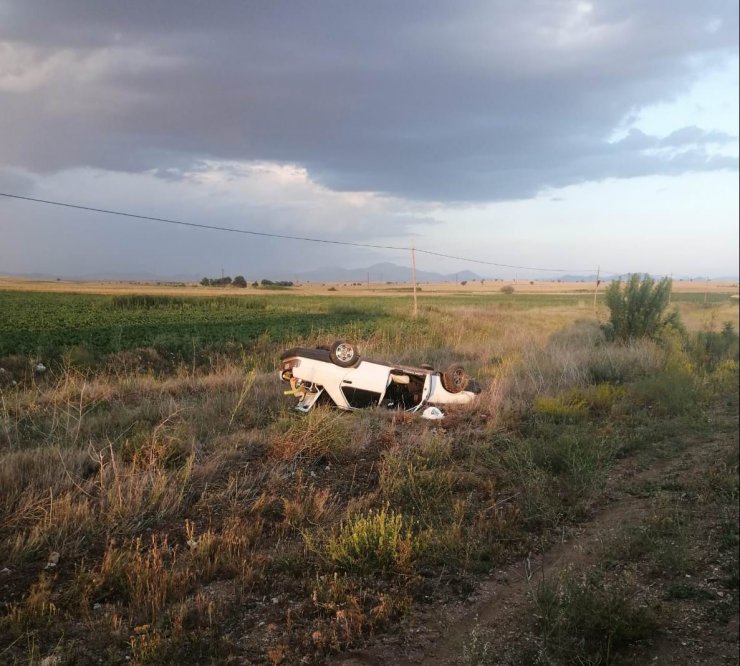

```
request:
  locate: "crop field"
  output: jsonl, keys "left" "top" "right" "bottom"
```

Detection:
{"left": 0, "top": 284, "right": 738, "bottom": 665}
{"left": 0, "top": 288, "right": 735, "bottom": 360}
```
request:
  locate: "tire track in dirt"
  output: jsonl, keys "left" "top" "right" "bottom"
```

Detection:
{"left": 332, "top": 432, "right": 733, "bottom": 666}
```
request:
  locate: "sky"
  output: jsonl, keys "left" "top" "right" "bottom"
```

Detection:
{"left": 0, "top": 0, "right": 738, "bottom": 280}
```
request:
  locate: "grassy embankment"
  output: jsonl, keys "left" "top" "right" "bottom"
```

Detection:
{"left": 0, "top": 288, "right": 737, "bottom": 664}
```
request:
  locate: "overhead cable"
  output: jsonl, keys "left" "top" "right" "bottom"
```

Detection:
{"left": 0, "top": 191, "right": 597, "bottom": 274}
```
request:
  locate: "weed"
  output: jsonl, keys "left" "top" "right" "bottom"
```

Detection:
{"left": 666, "top": 582, "right": 714, "bottom": 601}
{"left": 503, "top": 428, "right": 614, "bottom": 526}
{"left": 1, "top": 574, "right": 57, "bottom": 635}
{"left": 533, "top": 394, "right": 588, "bottom": 422}
{"left": 269, "top": 408, "right": 350, "bottom": 462}
{"left": 282, "top": 473, "right": 336, "bottom": 529}
{"left": 533, "top": 569, "right": 658, "bottom": 664}
{"left": 460, "top": 616, "right": 494, "bottom": 665}
{"left": 379, "top": 437, "right": 456, "bottom": 527}
{"left": 316, "top": 506, "right": 417, "bottom": 575}
{"left": 629, "top": 366, "right": 701, "bottom": 416}
{"left": 611, "top": 501, "right": 691, "bottom": 577}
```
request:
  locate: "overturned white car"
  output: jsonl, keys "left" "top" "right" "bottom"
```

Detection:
{"left": 279, "top": 341, "right": 481, "bottom": 414}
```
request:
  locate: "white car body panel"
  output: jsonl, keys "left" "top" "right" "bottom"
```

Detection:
{"left": 426, "top": 374, "right": 476, "bottom": 404}
{"left": 280, "top": 346, "right": 480, "bottom": 414}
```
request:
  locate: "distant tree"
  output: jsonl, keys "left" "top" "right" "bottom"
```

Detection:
{"left": 251, "top": 281, "right": 259, "bottom": 288}
{"left": 200, "top": 277, "right": 211, "bottom": 286}
{"left": 233, "top": 275, "right": 247, "bottom": 288}
{"left": 460, "top": 280, "right": 468, "bottom": 286}
{"left": 500, "top": 285, "right": 515, "bottom": 294}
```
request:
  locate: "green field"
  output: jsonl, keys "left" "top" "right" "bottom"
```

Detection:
{"left": 0, "top": 291, "right": 391, "bottom": 358}
{"left": 1, "top": 289, "right": 732, "bottom": 360}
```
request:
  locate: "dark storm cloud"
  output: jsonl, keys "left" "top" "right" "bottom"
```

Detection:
{"left": 0, "top": 0, "right": 737, "bottom": 202}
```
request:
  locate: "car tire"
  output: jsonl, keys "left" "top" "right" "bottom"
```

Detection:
{"left": 441, "top": 363, "right": 469, "bottom": 393}
{"left": 329, "top": 341, "right": 360, "bottom": 367}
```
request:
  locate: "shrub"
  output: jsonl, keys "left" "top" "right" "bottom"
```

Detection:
{"left": 691, "top": 322, "right": 739, "bottom": 370}
{"left": 533, "top": 394, "right": 588, "bottom": 422}
{"left": 603, "top": 274, "right": 682, "bottom": 341}
{"left": 500, "top": 285, "right": 515, "bottom": 294}
{"left": 321, "top": 506, "right": 416, "bottom": 575}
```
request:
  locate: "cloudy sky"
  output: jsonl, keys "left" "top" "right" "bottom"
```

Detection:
{"left": 0, "top": 1, "right": 737, "bottom": 279}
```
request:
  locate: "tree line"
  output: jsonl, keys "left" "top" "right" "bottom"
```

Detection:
{"left": 200, "top": 276, "right": 294, "bottom": 288}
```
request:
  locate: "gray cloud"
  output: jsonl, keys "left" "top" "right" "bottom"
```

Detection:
{"left": 0, "top": 0, "right": 737, "bottom": 203}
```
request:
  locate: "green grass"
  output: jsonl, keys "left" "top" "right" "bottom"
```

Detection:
{"left": 0, "top": 291, "right": 398, "bottom": 359}
{"left": 0, "top": 289, "right": 621, "bottom": 362}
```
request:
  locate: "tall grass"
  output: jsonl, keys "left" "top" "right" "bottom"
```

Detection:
{"left": 0, "top": 295, "right": 736, "bottom": 663}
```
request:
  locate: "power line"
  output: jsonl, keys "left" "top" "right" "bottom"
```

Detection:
{"left": 0, "top": 192, "right": 410, "bottom": 252}
{"left": 0, "top": 191, "right": 597, "bottom": 274}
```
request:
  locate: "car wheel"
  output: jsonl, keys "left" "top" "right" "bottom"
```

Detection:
{"left": 441, "top": 363, "right": 469, "bottom": 393}
{"left": 330, "top": 341, "right": 360, "bottom": 367}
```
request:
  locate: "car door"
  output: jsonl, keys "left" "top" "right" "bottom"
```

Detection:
{"left": 340, "top": 362, "right": 390, "bottom": 409}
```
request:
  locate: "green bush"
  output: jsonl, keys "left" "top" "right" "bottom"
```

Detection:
{"left": 691, "top": 322, "right": 739, "bottom": 371}
{"left": 603, "top": 274, "right": 683, "bottom": 341}
{"left": 322, "top": 506, "right": 417, "bottom": 575}
{"left": 533, "top": 394, "right": 588, "bottom": 422}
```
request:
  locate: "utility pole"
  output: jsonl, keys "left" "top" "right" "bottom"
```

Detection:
{"left": 592, "top": 266, "right": 601, "bottom": 311}
{"left": 367, "top": 272, "right": 370, "bottom": 290}
{"left": 668, "top": 273, "right": 673, "bottom": 305}
{"left": 411, "top": 241, "right": 418, "bottom": 318}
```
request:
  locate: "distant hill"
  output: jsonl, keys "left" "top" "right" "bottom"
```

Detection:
{"left": 3, "top": 267, "right": 735, "bottom": 284}
{"left": 296, "top": 262, "right": 482, "bottom": 283}
{"left": 557, "top": 274, "right": 739, "bottom": 283}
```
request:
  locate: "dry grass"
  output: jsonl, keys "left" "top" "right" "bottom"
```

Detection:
{"left": 0, "top": 292, "right": 737, "bottom": 664}
{"left": 1, "top": 275, "right": 737, "bottom": 297}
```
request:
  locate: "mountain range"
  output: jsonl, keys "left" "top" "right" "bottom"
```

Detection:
{"left": 295, "top": 262, "right": 482, "bottom": 283}
{"left": 2, "top": 265, "right": 737, "bottom": 284}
